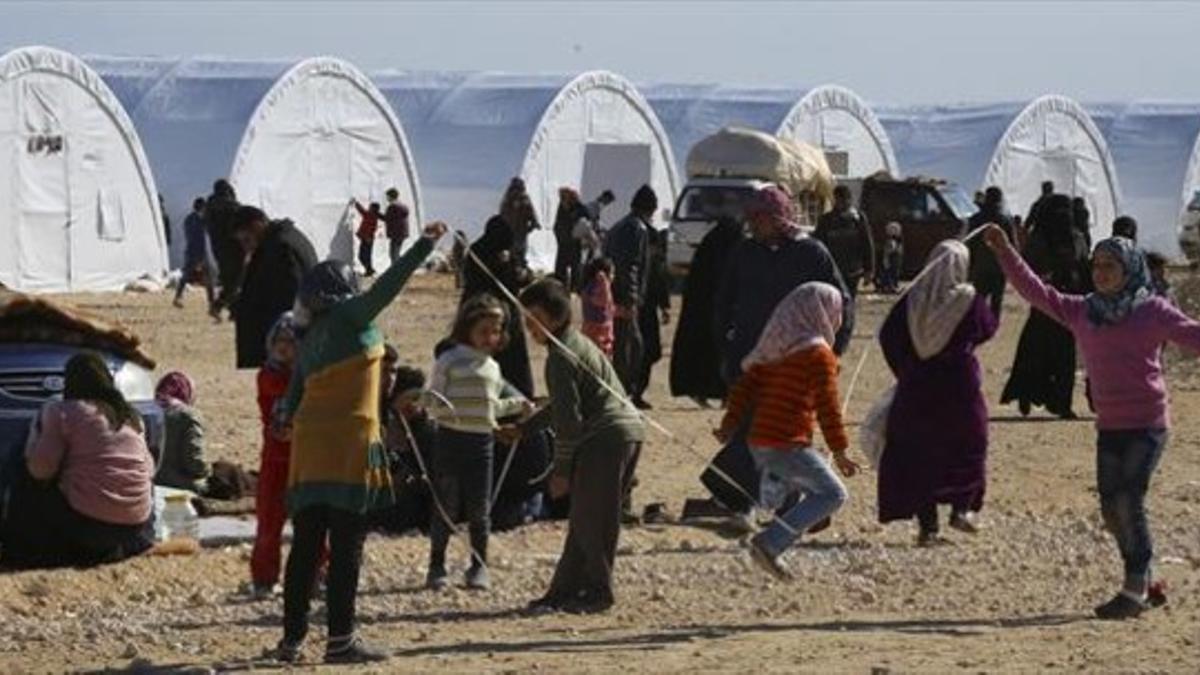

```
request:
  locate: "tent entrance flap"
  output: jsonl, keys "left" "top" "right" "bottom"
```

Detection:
{"left": 580, "top": 143, "right": 652, "bottom": 229}
{"left": 17, "top": 77, "right": 72, "bottom": 292}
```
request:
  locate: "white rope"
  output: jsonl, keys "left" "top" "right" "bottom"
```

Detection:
{"left": 456, "top": 232, "right": 805, "bottom": 537}
{"left": 841, "top": 345, "right": 871, "bottom": 417}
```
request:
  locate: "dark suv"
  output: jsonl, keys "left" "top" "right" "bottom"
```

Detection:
{"left": 0, "top": 343, "right": 163, "bottom": 492}
{"left": 843, "top": 174, "right": 974, "bottom": 279}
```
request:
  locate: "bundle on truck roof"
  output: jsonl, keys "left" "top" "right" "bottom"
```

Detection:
{"left": 685, "top": 126, "right": 835, "bottom": 210}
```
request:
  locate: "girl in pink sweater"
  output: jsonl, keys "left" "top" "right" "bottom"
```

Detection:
{"left": 580, "top": 257, "right": 616, "bottom": 357}
{"left": 984, "top": 225, "right": 1200, "bottom": 620}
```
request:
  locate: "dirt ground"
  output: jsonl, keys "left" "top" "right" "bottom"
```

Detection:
{"left": 0, "top": 273, "right": 1198, "bottom": 673}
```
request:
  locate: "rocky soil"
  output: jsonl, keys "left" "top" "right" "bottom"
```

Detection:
{"left": 0, "top": 274, "right": 1197, "bottom": 672}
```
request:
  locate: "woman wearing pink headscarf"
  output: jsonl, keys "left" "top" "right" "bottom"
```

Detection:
{"left": 877, "top": 240, "right": 997, "bottom": 545}
{"left": 155, "top": 371, "right": 211, "bottom": 492}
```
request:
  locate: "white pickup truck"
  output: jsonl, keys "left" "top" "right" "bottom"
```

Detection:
{"left": 665, "top": 127, "right": 832, "bottom": 276}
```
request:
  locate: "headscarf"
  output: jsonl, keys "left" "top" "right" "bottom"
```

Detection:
{"left": 742, "top": 282, "right": 843, "bottom": 371}
{"left": 154, "top": 371, "right": 195, "bottom": 410}
{"left": 265, "top": 312, "right": 299, "bottom": 368}
{"left": 1086, "top": 237, "right": 1152, "bottom": 327}
{"left": 298, "top": 260, "right": 359, "bottom": 318}
{"left": 746, "top": 185, "right": 803, "bottom": 242}
{"left": 63, "top": 352, "right": 141, "bottom": 432}
{"left": 906, "top": 239, "right": 977, "bottom": 360}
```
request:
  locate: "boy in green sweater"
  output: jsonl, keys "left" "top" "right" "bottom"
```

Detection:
{"left": 518, "top": 279, "right": 645, "bottom": 614}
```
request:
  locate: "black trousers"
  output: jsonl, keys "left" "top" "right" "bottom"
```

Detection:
{"left": 429, "top": 428, "right": 494, "bottom": 569}
{"left": 612, "top": 317, "right": 643, "bottom": 397}
{"left": 553, "top": 235, "right": 582, "bottom": 291}
{"left": 283, "top": 505, "right": 367, "bottom": 644}
{"left": 546, "top": 441, "right": 639, "bottom": 602}
{"left": 358, "top": 239, "right": 375, "bottom": 274}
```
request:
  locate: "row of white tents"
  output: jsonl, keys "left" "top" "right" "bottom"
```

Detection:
{"left": 3, "top": 45, "right": 1199, "bottom": 293}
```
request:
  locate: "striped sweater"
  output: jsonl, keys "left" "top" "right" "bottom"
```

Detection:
{"left": 427, "top": 344, "right": 527, "bottom": 434}
{"left": 720, "top": 344, "right": 848, "bottom": 452}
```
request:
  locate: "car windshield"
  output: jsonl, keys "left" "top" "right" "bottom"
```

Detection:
{"left": 938, "top": 185, "right": 976, "bottom": 220}
{"left": 673, "top": 186, "right": 756, "bottom": 222}
{"left": 1189, "top": 190, "right": 1200, "bottom": 211}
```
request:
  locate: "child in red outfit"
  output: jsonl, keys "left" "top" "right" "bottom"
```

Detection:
{"left": 250, "top": 313, "right": 324, "bottom": 597}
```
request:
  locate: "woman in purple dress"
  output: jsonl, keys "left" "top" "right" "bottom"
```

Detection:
{"left": 877, "top": 240, "right": 998, "bottom": 545}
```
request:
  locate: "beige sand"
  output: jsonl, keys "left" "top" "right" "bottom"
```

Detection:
{"left": 0, "top": 274, "right": 1196, "bottom": 672}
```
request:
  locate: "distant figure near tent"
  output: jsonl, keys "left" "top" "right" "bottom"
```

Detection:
{"left": 383, "top": 188, "right": 411, "bottom": 264}
{"left": 352, "top": 199, "right": 383, "bottom": 277}
{"left": 814, "top": 185, "right": 874, "bottom": 299}
{"left": 501, "top": 178, "right": 540, "bottom": 269}
{"left": 604, "top": 185, "right": 658, "bottom": 408}
{"left": 207, "top": 179, "right": 243, "bottom": 314}
{"left": 553, "top": 187, "right": 589, "bottom": 290}
{"left": 1112, "top": 215, "right": 1139, "bottom": 242}
{"left": 232, "top": 206, "right": 318, "bottom": 370}
{"left": 173, "top": 197, "right": 220, "bottom": 318}
{"left": 1001, "top": 194, "right": 1092, "bottom": 419}
{"left": 967, "top": 187, "right": 1015, "bottom": 319}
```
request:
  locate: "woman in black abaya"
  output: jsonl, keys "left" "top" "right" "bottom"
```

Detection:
{"left": 1000, "top": 194, "right": 1092, "bottom": 419}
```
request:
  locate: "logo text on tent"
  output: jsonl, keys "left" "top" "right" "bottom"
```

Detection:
{"left": 26, "top": 135, "right": 64, "bottom": 155}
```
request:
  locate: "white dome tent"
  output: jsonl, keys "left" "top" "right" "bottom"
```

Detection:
{"left": 643, "top": 84, "right": 899, "bottom": 178}
{"left": 0, "top": 46, "right": 167, "bottom": 293}
{"left": 375, "top": 70, "right": 680, "bottom": 271}
{"left": 87, "top": 55, "right": 422, "bottom": 270}
{"left": 1090, "top": 102, "right": 1200, "bottom": 257}
{"left": 880, "top": 96, "right": 1122, "bottom": 236}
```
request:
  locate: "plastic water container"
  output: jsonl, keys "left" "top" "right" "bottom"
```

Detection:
{"left": 162, "top": 493, "right": 199, "bottom": 541}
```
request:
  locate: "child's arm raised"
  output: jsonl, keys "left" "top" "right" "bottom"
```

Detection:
{"left": 1157, "top": 300, "right": 1200, "bottom": 353}
{"left": 983, "top": 224, "right": 1081, "bottom": 327}
{"left": 338, "top": 222, "right": 446, "bottom": 326}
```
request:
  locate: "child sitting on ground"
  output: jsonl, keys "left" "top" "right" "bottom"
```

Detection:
{"left": 984, "top": 224, "right": 1200, "bottom": 619}
{"left": 518, "top": 278, "right": 645, "bottom": 613}
{"left": 372, "top": 366, "right": 437, "bottom": 535}
{"left": 425, "top": 294, "right": 533, "bottom": 591}
{"left": 154, "top": 371, "right": 211, "bottom": 493}
{"left": 250, "top": 314, "right": 324, "bottom": 599}
{"left": 580, "top": 257, "right": 616, "bottom": 357}
{"left": 716, "top": 282, "right": 861, "bottom": 580}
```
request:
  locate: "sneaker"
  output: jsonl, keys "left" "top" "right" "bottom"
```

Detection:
{"left": 271, "top": 638, "right": 303, "bottom": 664}
{"left": 465, "top": 565, "right": 490, "bottom": 590}
{"left": 250, "top": 582, "right": 277, "bottom": 601}
{"left": 426, "top": 566, "right": 449, "bottom": 591}
{"left": 1094, "top": 592, "right": 1145, "bottom": 620}
{"left": 748, "top": 535, "right": 792, "bottom": 581}
{"left": 632, "top": 397, "right": 652, "bottom": 411}
{"left": 325, "top": 636, "right": 388, "bottom": 664}
{"left": 948, "top": 511, "right": 980, "bottom": 534}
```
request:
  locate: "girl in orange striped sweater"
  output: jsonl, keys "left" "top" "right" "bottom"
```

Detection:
{"left": 717, "top": 282, "right": 861, "bottom": 580}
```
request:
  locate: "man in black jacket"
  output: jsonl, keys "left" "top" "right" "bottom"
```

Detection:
{"left": 206, "top": 179, "right": 242, "bottom": 315}
{"left": 232, "top": 206, "right": 318, "bottom": 369}
{"left": 814, "top": 185, "right": 874, "bottom": 298}
{"left": 602, "top": 185, "right": 656, "bottom": 403}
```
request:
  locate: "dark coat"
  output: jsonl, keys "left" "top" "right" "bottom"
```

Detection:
{"left": 603, "top": 213, "right": 651, "bottom": 308}
{"left": 814, "top": 207, "right": 874, "bottom": 280}
{"left": 234, "top": 220, "right": 318, "bottom": 369}
{"left": 670, "top": 218, "right": 742, "bottom": 399}
{"left": 205, "top": 191, "right": 242, "bottom": 294}
{"left": 715, "top": 235, "right": 853, "bottom": 383}
{"left": 967, "top": 205, "right": 1014, "bottom": 291}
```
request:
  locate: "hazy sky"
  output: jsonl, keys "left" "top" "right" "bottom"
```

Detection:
{"left": 2, "top": 0, "right": 1197, "bottom": 104}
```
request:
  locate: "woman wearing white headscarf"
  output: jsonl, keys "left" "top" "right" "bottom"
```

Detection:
{"left": 876, "top": 239, "right": 998, "bottom": 545}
